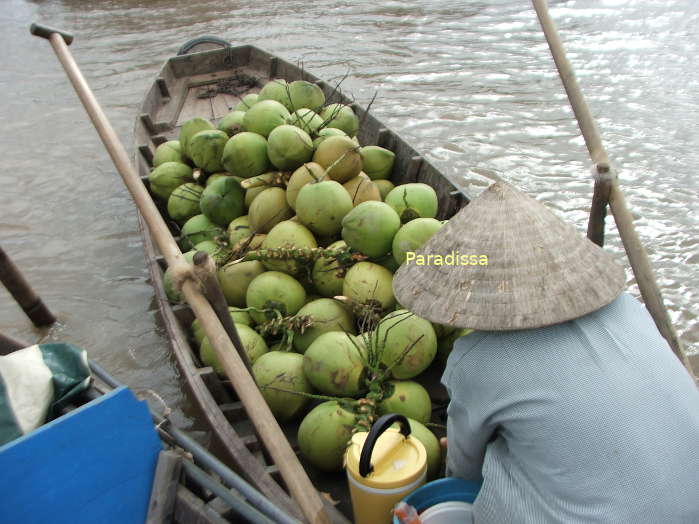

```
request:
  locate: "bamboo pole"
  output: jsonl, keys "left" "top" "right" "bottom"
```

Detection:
{"left": 191, "top": 251, "right": 253, "bottom": 374}
{"left": 531, "top": 0, "right": 695, "bottom": 376}
{"left": 0, "top": 245, "right": 56, "bottom": 327}
{"left": 31, "top": 24, "right": 330, "bottom": 524}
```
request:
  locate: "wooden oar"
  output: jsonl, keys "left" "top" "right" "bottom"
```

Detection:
{"left": 0, "top": 245, "right": 56, "bottom": 327}
{"left": 30, "top": 23, "right": 331, "bottom": 524}
{"left": 530, "top": 1, "right": 695, "bottom": 377}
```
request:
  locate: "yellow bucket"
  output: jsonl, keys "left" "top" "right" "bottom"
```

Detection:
{"left": 344, "top": 414, "right": 427, "bottom": 524}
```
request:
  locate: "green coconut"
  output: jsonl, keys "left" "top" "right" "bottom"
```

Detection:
{"left": 149, "top": 162, "right": 194, "bottom": 201}
{"left": 376, "top": 310, "right": 437, "bottom": 379}
{"left": 253, "top": 351, "right": 314, "bottom": 421}
{"left": 319, "top": 104, "right": 359, "bottom": 137}
{"left": 360, "top": 146, "right": 395, "bottom": 180}
{"left": 179, "top": 117, "right": 215, "bottom": 160}
{"left": 374, "top": 179, "right": 395, "bottom": 200}
{"left": 293, "top": 298, "right": 356, "bottom": 353}
{"left": 286, "top": 163, "right": 326, "bottom": 210}
{"left": 217, "top": 110, "right": 246, "bottom": 137}
{"left": 248, "top": 187, "right": 293, "bottom": 234}
{"left": 200, "top": 323, "right": 268, "bottom": 374}
{"left": 233, "top": 93, "right": 259, "bottom": 112}
{"left": 242, "top": 100, "right": 290, "bottom": 137}
{"left": 312, "top": 127, "right": 347, "bottom": 149}
{"left": 288, "top": 80, "right": 326, "bottom": 111}
{"left": 297, "top": 400, "right": 357, "bottom": 472}
{"left": 296, "top": 180, "right": 354, "bottom": 237}
{"left": 217, "top": 260, "right": 266, "bottom": 307}
{"left": 342, "top": 262, "right": 395, "bottom": 310}
{"left": 260, "top": 220, "right": 317, "bottom": 275}
{"left": 378, "top": 380, "right": 432, "bottom": 424}
{"left": 153, "top": 140, "right": 185, "bottom": 167}
{"left": 204, "top": 173, "right": 229, "bottom": 187}
{"left": 341, "top": 201, "right": 401, "bottom": 257}
{"left": 392, "top": 218, "right": 444, "bottom": 265}
{"left": 384, "top": 183, "right": 439, "bottom": 223}
{"left": 199, "top": 176, "right": 245, "bottom": 226}
{"left": 191, "top": 307, "right": 252, "bottom": 346}
{"left": 312, "top": 135, "right": 362, "bottom": 183}
{"left": 221, "top": 132, "right": 271, "bottom": 179}
{"left": 343, "top": 173, "right": 381, "bottom": 206}
{"left": 286, "top": 109, "right": 324, "bottom": 135}
{"left": 303, "top": 331, "right": 366, "bottom": 397}
{"left": 406, "top": 419, "right": 441, "bottom": 480}
{"left": 246, "top": 271, "right": 307, "bottom": 324}
{"left": 227, "top": 215, "right": 253, "bottom": 246}
{"left": 189, "top": 129, "right": 228, "bottom": 173}
{"left": 243, "top": 172, "right": 278, "bottom": 208}
{"left": 311, "top": 240, "right": 347, "bottom": 297}
{"left": 267, "top": 125, "right": 314, "bottom": 171}
{"left": 180, "top": 214, "right": 224, "bottom": 251}
{"left": 167, "top": 183, "right": 204, "bottom": 224}
{"left": 256, "top": 79, "right": 293, "bottom": 111}
{"left": 163, "top": 250, "right": 196, "bottom": 303}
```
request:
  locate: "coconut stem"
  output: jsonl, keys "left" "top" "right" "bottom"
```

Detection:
{"left": 241, "top": 245, "right": 366, "bottom": 266}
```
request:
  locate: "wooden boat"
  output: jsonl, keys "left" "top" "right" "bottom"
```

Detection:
{"left": 133, "top": 38, "right": 470, "bottom": 522}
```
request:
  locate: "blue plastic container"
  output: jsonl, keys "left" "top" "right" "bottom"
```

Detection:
{"left": 391, "top": 477, "right": 482, "bottom": 524}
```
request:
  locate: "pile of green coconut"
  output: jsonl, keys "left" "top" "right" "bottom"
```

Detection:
{"left": 148, "top": 78, "right": 469, "bottom": 478}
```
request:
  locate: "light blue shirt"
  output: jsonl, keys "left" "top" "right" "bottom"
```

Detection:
{"left": 442, "top": 292, "right": 699, "bottom": 523}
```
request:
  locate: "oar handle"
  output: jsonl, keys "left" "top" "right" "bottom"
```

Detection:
{"left": 30, "top": 23, "right": 74, "bottom": 45}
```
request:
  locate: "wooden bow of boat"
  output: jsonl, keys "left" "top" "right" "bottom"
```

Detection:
{"left": 133, "top": 43, "right": 468, "bottom": 522}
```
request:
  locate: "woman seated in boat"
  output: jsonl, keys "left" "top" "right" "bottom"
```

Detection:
{"left": 393, "top": 181, "right": 699, "bottom": 523}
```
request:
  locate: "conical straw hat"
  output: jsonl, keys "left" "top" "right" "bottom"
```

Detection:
{"left": 393, "top": 181, "right": 626, "bottom": 330}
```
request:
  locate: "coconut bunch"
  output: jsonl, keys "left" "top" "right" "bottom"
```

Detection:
{"left": 146, "top": 78, "right": 472, "bottom": 477}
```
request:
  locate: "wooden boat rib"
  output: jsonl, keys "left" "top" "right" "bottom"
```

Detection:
{"left": 134, "top": 41, "right": 469, "bottom": 522}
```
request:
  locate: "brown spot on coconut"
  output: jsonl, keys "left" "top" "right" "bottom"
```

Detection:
{"left": 342, "top": 172, "right": 381, "bottom": 206}
{"left": 312, "top": 135, "right": 362, "bottom": 183}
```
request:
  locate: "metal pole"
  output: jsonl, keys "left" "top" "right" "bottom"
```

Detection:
{"left": 530, "top": 0, "right": 695, "bottom": 376}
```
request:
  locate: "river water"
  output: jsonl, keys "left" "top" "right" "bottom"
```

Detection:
{"left": 1, "top": 0, "right": 697, "bottom": 425}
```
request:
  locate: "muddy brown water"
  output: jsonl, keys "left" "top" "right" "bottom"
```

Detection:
{"left": 1, "top": 0, "right": 697, "bottom": 435}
